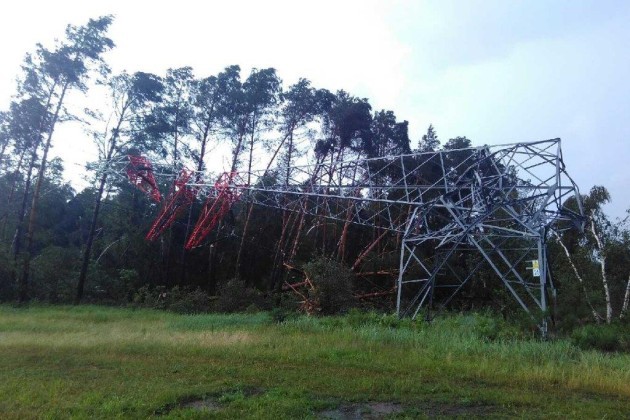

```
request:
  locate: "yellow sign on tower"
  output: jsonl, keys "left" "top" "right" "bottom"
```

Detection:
{"left": 531, "top": 260, "right": 540, "bottom": 277}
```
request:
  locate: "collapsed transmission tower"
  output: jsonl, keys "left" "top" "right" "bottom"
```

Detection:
{"left": 125, "top": 138, "right": 584, "bottom": 334}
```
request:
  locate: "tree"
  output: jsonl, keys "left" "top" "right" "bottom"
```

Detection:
{"left": 442, "top": 136, "right": 474, "bottom": 181}
{"left": 266, "top": 79, "right": 328, "bottom": 290}
{"left": 153, "top": 67, "right": 194, "bottom": 169}
{"left": 232, "top": 68, "right": 282, "bottom": 277}
{"left": 316, "top": 90, "right": 373, "bottom": 161}
{"left": 189, "top": 75, "right": 223, "bottom": 175}
{"left": 195, "top": 65, "right": 243, "bottom": 288}
{"left": 275, "top": 79, "right": 323, "bottom": 183}
{"left": 0, "top": 111, "right": 10, "bottom": 170}
{"left": 615, "top": 211, "right": 630, "bottom": 319}
{"left": 371, "top": 110, "right": 411, "bottom": 158}
{"left": 76, "top": 71, "right": 163, "bottom": 303}
{"left": 9, "top": 98, "right": 52, "bottom": 256}
{"left": 554, "top": 186, "right": 630, "bottom": 324}
{"left": 217, "top": 65, "right": 246, "bottom": 173}
{"left": 417, "top": 124, "right": 439, "bottom": 152}
{"left": 178, "top": 70, "right": 237, "bottom": 285}
{"left": 1, "top": 98, "right": 49, "bottom": 242}
{"left": 605, "top": 210, "right": 630, "bottom": 320}
{"left": 17, "top": 16, "right": 115, "bottom": 302}
{"left": 585, "top": 186, "right": 613, "bottom": 323}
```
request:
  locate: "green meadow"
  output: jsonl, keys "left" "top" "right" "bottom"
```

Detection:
{"left": 0, "top": 305, "right": 629, "bottom": 418}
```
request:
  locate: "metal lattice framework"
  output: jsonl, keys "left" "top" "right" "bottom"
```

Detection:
{"left": 145, "top": 169, "right": 198, "bottom": 241}
{"left": 120, "top": 138, "right": 584, "bottom": 333}
{"left": 125, "top": 155, "right": 162, "bottom": 203}
{"left": 185, "top": 172, "right": 243, "bottom": 250}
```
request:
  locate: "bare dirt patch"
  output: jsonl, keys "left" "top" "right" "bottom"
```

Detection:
{"left": 318, "top": 400, "right": 496, "bottom": 419}
{"left": 181, "top": 398, "right": 221, "bottom": 412}
{"left": 319, "top": 402, "right": 404, "bottom": 419}
{"left": 155, "top": 386, "right": 265, "bottom": 415}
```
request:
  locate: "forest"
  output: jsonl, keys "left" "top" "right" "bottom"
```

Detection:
{"left": 1, "top": 16, "right": 629, "bottom": 337}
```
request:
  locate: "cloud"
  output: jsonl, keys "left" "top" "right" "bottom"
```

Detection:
{"left": 391, "top": 2, "right": 630, "bottom": 215}
{"left": 1, "top": 0, "right": 628, "bottom": 216}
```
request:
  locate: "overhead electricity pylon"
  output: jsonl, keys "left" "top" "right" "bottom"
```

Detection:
{"left": 123, "top": 138, "right": 584, "bottom": 334}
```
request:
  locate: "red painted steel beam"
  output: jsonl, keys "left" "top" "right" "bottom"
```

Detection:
{"left": 146, "top": 170, "right": 197, "bottom": 241}
{"left": 126, "top": 155, "right": 162, "bottom": 203}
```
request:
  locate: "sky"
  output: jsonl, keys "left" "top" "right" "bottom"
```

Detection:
{"left": 0, "top": 0, "right": 628, "bottom": 217}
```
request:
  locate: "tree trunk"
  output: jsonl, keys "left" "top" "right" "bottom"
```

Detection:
{"left": 271, "top": 209, "right": 293, "bottom": 293}
{"left": 181, "top": 108, "right": 215, "bottom": 283}
{"left": 11, "top": 146, "right": 38, "bottom": 258}
{"left": 230, "top": 131, "right": 245, "bottom": 173}
{"left": 173, "top": 102, "right": 180, "bottom": 167}
{"left": 620, "top": 274, "right": 630, "bottom": 319}
{"left": 234, "top": 112, "right": 258, "bottom": 278}
{"left": 590, "top": 216, "right": 612, "bottom": 323}
{"left": 269, "top": 129, "right": 297, "bottom": 294}
{"left": 236, "top": 128, "right": 293, "bottom": 279}
{"left": 553, "top": 231, "right": 603, "bottom": 323}
{"left": 0, "top": 136, "right": 9, "bottom": 169}
{"left": 336, "top": 155, "right": 361, "bottom": 262}
{"left": 75, "top": 171, "right": 108, "bottom": 303}
{"left": 10, "top": 85, "right": 57, "bottom": 257}
{"left": 351, "top": 229, "right": 389, "bottom": 271}
{"left": 235, "top": 202, "right": 254, "bottom": 279}
{"left": 1, "top": 148, "right": 27, "bottom": 240}
{"left": 19, "top": 83, "right": 68, "bottom": 303}
{"left": 75, "top": 110, "right": 126, "bottom": 303}
{"left": 10, "top": 149, "right": 36, "bottom": 303}
{"left": 289, "top": 207, "right": 307, "bottom": 262}
{"left": 337, "top": 203, "right": 354, "bottom": 262}
{"left": 246, "top": 111, "right": 256, "bottom": 185}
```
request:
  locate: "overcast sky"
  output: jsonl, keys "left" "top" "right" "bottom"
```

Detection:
{"left": 0, "top": 0, "right": 628, "bottom": 217}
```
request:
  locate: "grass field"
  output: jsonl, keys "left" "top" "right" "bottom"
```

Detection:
{"left": 1, "top": 305, "right": 629, "bottom": 418}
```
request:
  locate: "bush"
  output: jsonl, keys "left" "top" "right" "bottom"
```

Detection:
{"left": 214, "top": 278, "right": 269, "bottom": 313}
{"left": 29, "top": 246, "right": 79, "bottom": 303}
{"left": 571, "top": 323, "right": 630, "bottom": 352}
{"left": 167, "top": 286, "right": 213, "bottom": 314}
{"left": 303, "top": 257, "right": 356, "bottom": 315}
{"left": 83, "top": 264, "right": 120, "bottom": 303}
{"left": 132, "top": 285, "right": 167, "bottom": 310}
{"left": 132, "top": 285, "right": 212, "bottom": 314}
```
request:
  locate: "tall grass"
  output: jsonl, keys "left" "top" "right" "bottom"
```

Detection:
{"left": 0, "top": 305, "right": 629, "bottom": 418}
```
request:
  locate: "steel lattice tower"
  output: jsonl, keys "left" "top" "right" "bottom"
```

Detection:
{"left": 117, "top": 138, "right": 584, "bottom": 334}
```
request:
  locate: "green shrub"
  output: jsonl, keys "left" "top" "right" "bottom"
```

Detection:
{"left": 571, "top": 323, "right": 630, "bottom": 352}
{"left": 132, "top": 285, "right": 212, "bottom": 314}
{"left": 167, "top": 286, "right": 212, "bottom": 314}
{"left": 214, "top": 278, "right": 269, "bottom": 313}
{"left": 303, "top": 257, "right": 356, "bottom": 315}
{"left": 29, "top": 246, "right": 79, "bottom": 302}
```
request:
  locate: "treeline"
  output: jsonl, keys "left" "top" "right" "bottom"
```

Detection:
{"left": 0, "top": 16, "right": 628, "bottom": 331}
